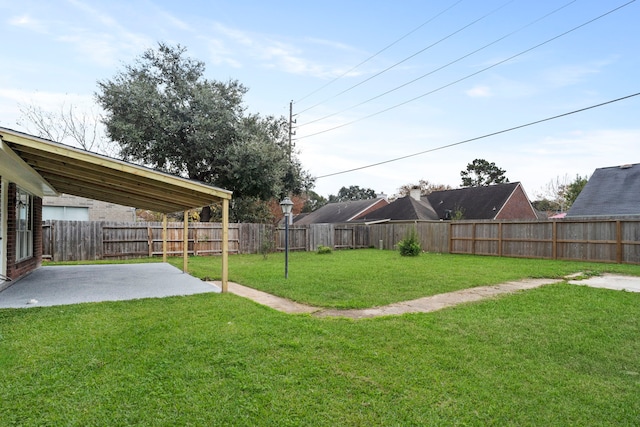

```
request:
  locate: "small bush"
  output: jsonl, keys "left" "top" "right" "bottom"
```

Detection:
{"left": 316, "top": 245, "right": 332, "bottom": 255}
{"left": 260, "top": 227, "right": 275, "bottom": 259}
{"left": 397, "top": 228, "right": 421, "bottom": 257}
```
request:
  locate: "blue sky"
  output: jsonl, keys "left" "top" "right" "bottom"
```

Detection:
{"left": 1, "top": 0, "right": 639, "bottom": 201}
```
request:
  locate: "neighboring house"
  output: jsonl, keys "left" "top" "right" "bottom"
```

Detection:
{"left": 359, "top": 188, "right": 439, "bottom": 222}
{"left": 427, "top": 182, "right": 537, "bottom": 220}
{"left": 566, "top": 163, "right": 640, "bottom": 218}
{"left": 294, "top": 197, "right": 389, "bottom": 224}
{"left": 43, "top": 194, "right": 136, "bottom": 221}
{"left": 0, "top": 127, "right": 232, "bottom": 287}
{"left": 361, "top": 182, "right": 537, "bottom": 222}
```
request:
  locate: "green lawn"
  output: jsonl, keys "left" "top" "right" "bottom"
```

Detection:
{"left": 172, "top": 249, "right": 640, "bottom": 309}
{"left": 1, "top": 283, "right": 639, "bottom": 425}
{"left": 4, "top": 251, "right": 637, "bottom": 425}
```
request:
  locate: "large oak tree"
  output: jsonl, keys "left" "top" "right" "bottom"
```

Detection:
{"left": 96, "top": 42, "right": 311, "bottom": 222}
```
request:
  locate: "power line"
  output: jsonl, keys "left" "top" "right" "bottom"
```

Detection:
{"left": 299, "top": 0, "right": 636, "bottom": 141}
{"left": 294, "top": 0, "right": 466, "bottom": 105}
{"left": 315, "top": 91, "right": 640, "bottom": 179}
{"left": 299, "top": 0, "right": 577, "bottom": 128}
{"left": 297, "top": 0, "right": 515, "bottom": 116}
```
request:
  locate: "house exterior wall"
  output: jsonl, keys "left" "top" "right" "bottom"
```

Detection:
{"left": 6, "top": 183, "right": 43, "bottom": 281}
{"left": 43, "top": 194, "right": 136, "bottom": 221}
{"left": 495, "top": 185, "right": 537, "bottom": 220}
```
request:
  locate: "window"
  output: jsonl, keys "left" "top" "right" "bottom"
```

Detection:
{"left": 16, "top": 187, "right": 33, "bottom": 261}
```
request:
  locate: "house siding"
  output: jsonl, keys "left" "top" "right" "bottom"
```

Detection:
{"left": 495, "top": 184, "right": 537, "bottom": 220}
{"left": 6, "top": 183, "right": 42, "bottom": 281}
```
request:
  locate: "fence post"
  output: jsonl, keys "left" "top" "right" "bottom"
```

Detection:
{"left": 616, "top": 220, "right": 622, "bottom": 264}
{"left": 472, "top": 223, "right": 476, "bottom": 255}
{"left": 552, "top": 221, "right": 557, "bottom": 260}
{"left": 498, "top": 222, "right": 503, "bottom": 257}
{"left": 147, "top": 226, "right": 153, "bottom": 257}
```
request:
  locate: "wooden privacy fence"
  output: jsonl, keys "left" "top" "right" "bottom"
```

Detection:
{"left": 449, "top": 219, "right": 640, "bottom": 264}
{"left": 42, "top": 219, "right": 640, "bottom": 264}
{"left": 43, "top": 221, "right": 269, "bottom": 261}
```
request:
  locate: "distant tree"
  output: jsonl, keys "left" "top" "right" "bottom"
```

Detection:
{"left": 535, "top": 174, "right": 589, "bottom": 212}
{"left": 395, "top": 179, "right": 452, "bottom": 198}
{"left": 301, "top": 191, "right": 328, "bottom": 212}
{"left": 460, "top": 159, "right": 508, "bottom": 187}
{"left": 328, "top": 186, "right": 377, "bottom": 203}
{"left": 531, "top": 198, "right": 559, "bottom": 213}
{"left": 564, "top": 174, "right": 589, "bottom": 209}
{"left": 17, "top": 102, "right": 113, "bottom": 155}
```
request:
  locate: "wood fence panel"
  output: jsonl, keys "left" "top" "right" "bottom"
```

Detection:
{"left": 276, "top": 226, "right": 307, "bottom": 251}
{"left": 621, "top": 220, "right": 640, "bottom": 263}
{"left": 103, "top": 222, "right": 149, "bottom": 259}
{"left": 334, "top": 227, "right": 354, "bottom": 248}
{"left": 415, "top": 222, "right": 449, "bottom": 253}
{"left": 556, "top": 221, "right": 617, "bottom": 263}
{"left": 501, "top": 222, "right": 553, "bottom": 259}
{"left": 309, "top": 224, "right": 333, "bottom": 250}
{"left": 450, "top": 222, "right": 474, "bottom": 254}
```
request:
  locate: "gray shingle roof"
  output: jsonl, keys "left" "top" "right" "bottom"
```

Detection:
{"left": 567, "top": 163, "right": 640, "bottom": 218}
{"left": 427, "top": 182, "right": 520, "bottom": 220}
{"left": 359, "top": 196, "right": 439, "bottom": 221}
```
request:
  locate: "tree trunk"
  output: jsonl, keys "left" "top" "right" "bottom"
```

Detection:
{"left": 200, "top": 205, "right": 212, "bottom": 222}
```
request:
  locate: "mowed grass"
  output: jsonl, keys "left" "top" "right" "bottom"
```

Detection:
{"left": 1, "top": 282, "right": 639, "bottom": 426}
{"left": 170, "top": 249, "right": 640, "bottom": 308}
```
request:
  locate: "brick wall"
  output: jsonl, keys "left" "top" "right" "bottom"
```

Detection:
{"left": 495, "top": 184, "right": 537, "bottom": 220}
{"left": 6, "top": 183, "right": 42, "bottom": 281}
{"left": 43, "top": 194, "right": 136, "bottom": 221}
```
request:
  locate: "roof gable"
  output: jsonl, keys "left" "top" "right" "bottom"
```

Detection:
{"left": 567, "top": 163, "right": 640, "bottom": 217}
{"left": 295, "top": 198, "right": 388, "bottom": 224}
{"left": 359, "top": 196, "right": 439, "bottom": 221}
{"left": 427, "top": 182, "right": 520, "bottom": 220}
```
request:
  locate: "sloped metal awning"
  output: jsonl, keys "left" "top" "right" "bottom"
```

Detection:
{"left": 0, "top": 127, "right": 231, "bottom": 213}
{"left": 0, "top": 126, "right": 232, "bottom": 291}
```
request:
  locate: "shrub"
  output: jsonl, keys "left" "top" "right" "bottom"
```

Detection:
{"left": 316, "top": 245, "right": 332, "bottom": 255}
{"left": 397, "top": 228, "right": 421, "bottom": 257}
{"left": 260, "top": 227, "right": 275, "bottom": 259}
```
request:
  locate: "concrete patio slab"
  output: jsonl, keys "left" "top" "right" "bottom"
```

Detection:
{"left": 568, "top": 274, "right": 640, "bottom": 293}
{"left": 0, "top": 263, "right": 220, "bottom": 309}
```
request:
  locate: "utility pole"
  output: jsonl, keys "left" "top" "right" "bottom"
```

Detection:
{"left": 288, "top": 100, "right": 295, "bottom": 161}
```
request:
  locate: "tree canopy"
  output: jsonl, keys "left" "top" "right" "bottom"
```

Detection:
{"left": 95, "top": 42, "right": 311, "bottom": 222}
{"left": 395, "top": 179, "right": 452, "bottom": 198}
{"left": 328, "top": 186, "right": 377, "bottom": 203}
{"left": 460, "top": 159, "right": 509, "bottom": 187}
{"left": 534, "top": 174, "right": 589, "bottom": 213}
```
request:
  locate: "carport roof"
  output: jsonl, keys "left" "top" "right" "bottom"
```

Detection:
{"left": 0, "top": 127, "right": 231, "bottom": 213}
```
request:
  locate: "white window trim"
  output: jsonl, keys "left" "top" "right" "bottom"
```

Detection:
{"left": 16, "top": 186, "right": 34, "bottom": 262}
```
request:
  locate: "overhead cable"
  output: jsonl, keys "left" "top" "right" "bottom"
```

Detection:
{"left": 299, "top": 0, "right": 636, "bottom": 141}
{"left": 315, "top": 91, "right": 640, "bottom": 179}
{"left": 296, "top": 0, "right": 515, "bottom": 115}
{"left": 294, "top": 0, "right": 466, "bottom": 105}
{"left": 299, "top": 0, "right": 577, "bottom": 128}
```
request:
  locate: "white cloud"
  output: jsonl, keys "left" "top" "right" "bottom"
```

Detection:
{"left": 542, "top": 64, "right": 602, "bottom": 88}
{"left": 465, "top": 85, "right": 492, "bottom": 98}
{"left": 8, "top": 14, "right": 48, "bottom": 33}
